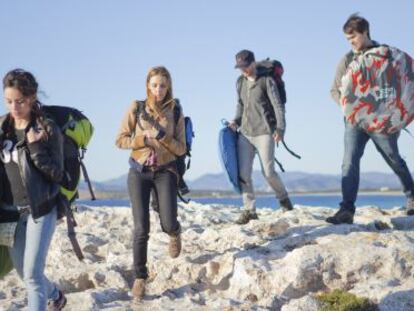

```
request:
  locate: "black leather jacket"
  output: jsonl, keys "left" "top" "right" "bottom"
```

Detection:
{"left": 0, "top": 114, "right": 64, "bottom": 219}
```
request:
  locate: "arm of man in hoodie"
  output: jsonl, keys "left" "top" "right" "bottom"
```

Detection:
{"left": 266, "top": 77, "right": 286, "bottom": 137}
{"left": 115, "top": 101, "right": 147, "bottom": 149}
{"left": 331, "top": 52, "right": 352, "bottom": 105}
{"left": 159, "top": 113, "right": 186, "bottom": 156}
{"left": 233, "top": 78, "right": 244, "bottom": 126}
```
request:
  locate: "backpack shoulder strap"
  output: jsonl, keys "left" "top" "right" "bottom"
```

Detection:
{"left": 135, "top": 100, "right": 145, "bottom": 114}
{"left": 344, "top": 50, "right": 361, "bottom": 70}
{"left": 173, "top": 98, "right": 181, "bottom": 125}
{"left": 236, "top": 75, "right": 244, "bottom": 97}
{"left": 135, "top": 100, "right": 146, "bottom": 130}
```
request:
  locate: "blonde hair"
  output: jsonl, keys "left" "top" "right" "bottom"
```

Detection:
{"left": 146, "top": 66, "right": 175, "bottom": 119}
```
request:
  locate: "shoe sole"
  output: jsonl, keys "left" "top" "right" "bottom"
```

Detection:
{"left": 326, "top": 219, "right": 354, "bottom": 225}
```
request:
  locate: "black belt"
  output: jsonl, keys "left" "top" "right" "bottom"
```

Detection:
{"left": 142, "top": 161, "right": 176, "bottom": 173}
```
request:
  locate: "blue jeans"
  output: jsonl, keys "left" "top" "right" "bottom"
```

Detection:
{"left": 9, "top": 207, "right": 59, "bottom": 311}
{"left": 341, "top": 122, "right": 414, "bottom": 210}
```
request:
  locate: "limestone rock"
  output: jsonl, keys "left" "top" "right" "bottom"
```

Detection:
{"left": 0, "top": 203, "right": 413, "bottom": 310}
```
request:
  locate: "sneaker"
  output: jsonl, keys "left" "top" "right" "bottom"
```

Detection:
{"left": 407, "top": 197, "right": 414, "bottom": 216}
{"left": 169, "top": 234, "right": 182, "bottom": 258}
{"left": 48, "top": 290, "right": 67, "bottom": 311}
{"left": 326, "top": 206, "right": 355, "bottom": 225}
{"left": 131, "top": 278, "right": 145, "bottom": 300}
{"left": 235, "top": 210, "right": 258, "bottom": 225}
{"left": 249, "top": 211, "right": 258, "bottom": 220}
{"left": 279, "top": 198, "right": 293, "bottom": 212}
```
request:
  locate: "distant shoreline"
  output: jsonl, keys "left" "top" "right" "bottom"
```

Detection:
{"left": 170, "top": 190, "right": 404, "bottom": 200}
{"left": 79, "top": 189, "right": 405, "bottom": 201}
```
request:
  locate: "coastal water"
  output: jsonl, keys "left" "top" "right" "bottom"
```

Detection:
{"left": 78, "top": 193, "right": 407, "bottom": 210}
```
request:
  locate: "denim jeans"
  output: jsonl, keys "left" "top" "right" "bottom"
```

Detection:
{"left": 341, "top": 122, "right": 414, "bottom": 210}
{"left": 128, "top": 168, "right": 180, "bottom": 279}
{"left": 238, "top": 133, "right": 289, "bottom": 212}
{"left": 9, "top": 207, "right": 59, "bottom": 311}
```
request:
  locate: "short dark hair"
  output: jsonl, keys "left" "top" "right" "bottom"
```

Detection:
{"left": 343, "top": 13, "right": 370, "bottom": 39}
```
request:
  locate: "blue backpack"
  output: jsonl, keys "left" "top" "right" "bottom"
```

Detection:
{"left": 172, "top": 100, "right": 194, "bottom": 170}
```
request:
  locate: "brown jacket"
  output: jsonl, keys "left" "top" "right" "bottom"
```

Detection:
{"left": 115, "top": 100, "right": 186, "bottom": 166}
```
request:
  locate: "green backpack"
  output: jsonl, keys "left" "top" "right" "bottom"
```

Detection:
{"left": 42, "top": 105, "right": 95, "bottom": 260}
{"left": 43, "top": 105, "right": 95, "bottom": 202}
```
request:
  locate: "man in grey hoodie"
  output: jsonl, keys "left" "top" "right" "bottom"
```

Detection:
{"left": 229, "top": 49, "right": 293, "bottom": 225}
{"left": 327, "top": 14, "right": 414, "bottom": 225}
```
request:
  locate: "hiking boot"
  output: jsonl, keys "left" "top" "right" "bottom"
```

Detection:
{"left": 169, "top": 234, "right": 182, "bottom": 258}
{"left": 407, "top": 197, "right": 414, "bottom": 216}
{"left": 132, "top": 278, "right": 146, "bottom": 300}
{"left": 279, "top": 197, "right": 293, "bottom": 212}
{"left": 326, "top": 206, "right": 355, "bottom": 225}
{"left": 48, "top": 289, "right": 67, "bottom": 311}
{"left": 235, "top": 210, "right": 258, "bottom": 225}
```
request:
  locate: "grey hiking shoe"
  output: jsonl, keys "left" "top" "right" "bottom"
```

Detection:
{"left": 407, "top": 197, "right": 414, "bottom": 216}
{"left": 235, "top": 210, "right": 258, "bottom": 225}
{"left": 280, "top": 197, "right": 293, "bottom": 212}
{"left": 132, "top": 278, "right": 145, "bottom": 300}
{"left": 326, "top": 206, "right": 355, "bottom": 225}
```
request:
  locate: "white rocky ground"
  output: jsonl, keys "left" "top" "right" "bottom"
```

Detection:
{"left": 1, "top": 202, "right": 414, "bottom": 311}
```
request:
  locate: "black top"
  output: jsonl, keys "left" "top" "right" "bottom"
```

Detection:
{"left": 1, "top": 128, "right": 30, "bottom": 206}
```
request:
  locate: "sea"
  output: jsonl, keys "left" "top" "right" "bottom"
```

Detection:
{"left": 77, "top": 193, "right": 407, "bottom": 210}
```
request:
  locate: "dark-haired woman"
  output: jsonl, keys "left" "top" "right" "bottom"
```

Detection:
{"left": 0, "top": 69, "right": 66, "bottom": 310}
{"left": 116, "top": 66, "right": 186, "bottom": 300}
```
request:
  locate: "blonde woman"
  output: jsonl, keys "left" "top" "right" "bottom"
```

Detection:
{"left": 116, "top": 66, "right": 186, "bottom": 300}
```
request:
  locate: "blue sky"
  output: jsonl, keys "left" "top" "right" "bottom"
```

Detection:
{"left": 1, "top": 1, "right": 414, "bottom": 182}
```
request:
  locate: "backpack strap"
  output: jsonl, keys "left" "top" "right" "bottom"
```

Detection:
{"left": 173, "top": 99, "right": 181, "bottom": 125}
{"left": 137, "top": 99, "right": 181, "bottom": 125}
{"left": 135, "top": 100, "right": 146, "bottom": 131}
{"left": 344, "top": 50, "right": 355, "bottom": 69}
{"left": 274, "top": 156, "right": 285, "bottom": 172}
{"left": 66, "top": 207, "right": 84, "bottom": 261}
{"left": 281, "top": 140, "right": 301, "bottom": 159}
{"left": 177, "top": 191, "right": 190, "bottom": 204}
{"left": 80, "top": 158, "right": 96, "bottom": 200}
{"left": 135, "top": 100, "right": 165, "bottom": 134}
{"left": 59, "top": 196, "right": 84, "bottom": 261}
{"left": 236, "top": 76, "right": 244, "bottom": 97}
{"left": 65, "top": 206, "right": 84, "bottom": 261}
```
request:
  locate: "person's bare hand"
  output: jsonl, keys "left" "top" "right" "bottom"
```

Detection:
{"left": 143, "top": 129, "right": 159, "bottom": 139}
{"left": 387, "top": 123, "right": 403, "bottom": 135}
{"left": 273, "top": 132, "right": 283, "bottom": 143}
{"left": 26, "top": 127, "right": 45, "bottom": 143}
{"left": 145, "top": 137, "right": 158, "bottom": 148}
{"left": 228, "top": 122, "right": 238, "bottom": 132}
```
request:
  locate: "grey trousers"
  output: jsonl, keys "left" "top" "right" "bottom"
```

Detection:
{"left": 238, "top": 133, "right": 289, "bottom": 211}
